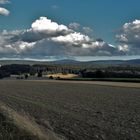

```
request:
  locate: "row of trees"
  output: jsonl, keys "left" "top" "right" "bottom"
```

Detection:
{"left": 80, "top": 69, "right": 140, "bottom": 78}
{"left": 0, "top": 64, "right": 76, "bottom": 79}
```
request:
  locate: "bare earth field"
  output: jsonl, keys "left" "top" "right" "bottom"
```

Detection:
{"left": 0, "top": 80, "right": 140, "bottom": 140}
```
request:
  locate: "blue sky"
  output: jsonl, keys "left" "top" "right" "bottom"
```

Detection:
{"left": 0, "top": 0, "right": 140, "bottom": 60}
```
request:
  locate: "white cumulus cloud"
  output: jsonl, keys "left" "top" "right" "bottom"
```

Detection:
{"left": 116, "top": 19, "right": 140, "bottom": 44}
{"left": 31, "top": 17, "right": 70, "bottom": 36}
{"left": 0, "top": 7, "right": 9, "bottom": 16}
{"left": 116, "top": 19, "right": 140, "bottom": 55}
{"left": 51, "top": 32, "right": 91, "bottom": 46}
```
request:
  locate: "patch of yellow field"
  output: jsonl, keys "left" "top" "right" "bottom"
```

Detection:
{"left": 46, "top": 73, "right": 78, "bottom": 79}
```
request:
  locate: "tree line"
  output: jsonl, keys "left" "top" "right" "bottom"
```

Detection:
{"left": 0, "top": 64, "right": 140, "bottom": 79}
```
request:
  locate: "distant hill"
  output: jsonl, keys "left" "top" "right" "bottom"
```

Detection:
{"left": 0, "top": 60, "right": 38, "bottom": 65}
{"left": 83, "top": 59, "right": 140, "bottom": 66}
{"left": 52, "top": 59, "right": 80, "bottom": 65}
{"left": 0, "top": 59, "right": 140, "bottom": 66}
{"left": 53, "top": 59, "right": 140, "bottom": 66}
{"left": 127, "top": 59, "right": 140, "bottom": 65}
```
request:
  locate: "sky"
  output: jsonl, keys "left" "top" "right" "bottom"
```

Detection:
{"left": 0, "top": 0, "right": 140, "bottom": 61}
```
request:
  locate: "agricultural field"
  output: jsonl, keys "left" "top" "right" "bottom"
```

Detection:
{"left": 0, "top": 80, "right": 140, "bottom": 140}
{"left": 46, "top": 73, "right": 78, "bottom": 79}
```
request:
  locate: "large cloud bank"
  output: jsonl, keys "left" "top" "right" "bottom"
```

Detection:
{"left": 0, "top": 16, "right": 137, "bottom": 59}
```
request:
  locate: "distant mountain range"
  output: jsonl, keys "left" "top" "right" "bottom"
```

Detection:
{"left": 0, "top": 59, "right": 140, "bottom": 66}
{"left": 53, "top": 59, "right": 140, "bottom": 66}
